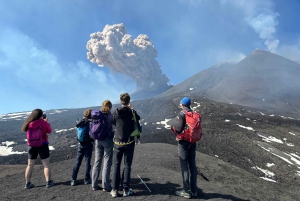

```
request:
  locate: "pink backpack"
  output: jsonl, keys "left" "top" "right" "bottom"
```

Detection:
{"left": 26, "top": 125, "right": 43, "bottom": 147}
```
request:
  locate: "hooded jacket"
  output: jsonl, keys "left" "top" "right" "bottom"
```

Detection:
{"left": 113, "top": 106, "right": 140, "bottom": 143}
{"left": 27, "top": 119, "right": 52, "bottom": 144}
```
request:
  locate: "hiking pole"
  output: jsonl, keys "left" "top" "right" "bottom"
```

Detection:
{"left": 137, "top": 174, "right": 151, "bottom": 193}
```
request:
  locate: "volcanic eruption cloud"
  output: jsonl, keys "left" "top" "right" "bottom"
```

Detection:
{"left": 86, "top": 23, "right": 169, "bottom": 90}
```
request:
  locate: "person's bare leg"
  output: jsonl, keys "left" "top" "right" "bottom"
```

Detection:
{"left": 41, "top": 157, "right": 51, "bottom": 181}
{"left": 25, "top": 159, "right": 36, "bottom": 183}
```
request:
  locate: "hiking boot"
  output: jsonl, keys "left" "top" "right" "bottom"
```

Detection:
{"left": 110, "top": 189, "right": 118, "bottom": 198}
{"left": 176, "top": 190, "right": 191, "bottom": 199}
{"left": 25, "top": 182, "right": 34, "bottom": 189}
{"left": 46, "top": 180, "right": 55, "bottom": 188}
{"left": 191, "top": 191, "right": 197, "bottom": 197}
{"left": 70, "top": 180, "right": 77, "bottom": 186}
{"left": 84, "top": 178, "right": 91, "bottom": 185}
{"left": 123, "top": 188, "right": 134, "bottom": 197}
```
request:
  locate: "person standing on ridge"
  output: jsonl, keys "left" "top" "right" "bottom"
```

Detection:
{"left": 91, "top": 100, "right": 114, "bottom": 191}
{"left": 171, "top": 97, "right": 201, "bottom": 199}
{"left": 110, "top": 93, "right": 141, "bottom": 198}
{"left": 70, "top": 109, "right": 94, "bottom": 186}
{"left": 22, "top": 109, "right": 55, "bottom": 189}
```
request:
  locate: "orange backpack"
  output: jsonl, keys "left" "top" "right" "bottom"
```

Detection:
{"left": 177, "top": 110, "right": 202, "bottom": 143}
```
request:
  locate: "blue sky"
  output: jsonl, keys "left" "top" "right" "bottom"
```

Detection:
{"left": 0, "top": 0, "right": 300, "bottom": 114}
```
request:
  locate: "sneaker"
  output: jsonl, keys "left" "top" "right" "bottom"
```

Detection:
{"left": 191, "top": 191, "right": 197, "bottom": 197}
{"left": 175, "top": 190, "right": 191, "bottom": 199}
{"left": 70, "top": 180, "right": 77, "bottom": 186}
{"left": 84, "top": 178, "right": 91, "bottom": 185}
{"left": 46, "top": 180, "right": 55, "bottom": 188}
{"left": 123, "top": 188, "right": 134, "bottom": 197}
{"left": 110, "top": 189, "right": 118, "bottom": 198}
{"left": 25, "top": 182, "right": 34, "bottom": 189}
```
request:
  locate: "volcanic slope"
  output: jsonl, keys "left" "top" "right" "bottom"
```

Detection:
{"left": 158, "top": 49, "right": 300, "bottom": 118}
{"left": 1, "top": 96, "right": 300, "bottom": 200}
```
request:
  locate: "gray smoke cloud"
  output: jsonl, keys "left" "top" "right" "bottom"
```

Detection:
{"left": 86, "top": 23, "right": 169, "bottom": 89}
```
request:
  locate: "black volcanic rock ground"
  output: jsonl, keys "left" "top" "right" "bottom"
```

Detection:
{"left": 0, "top": 143, "right": 299, "bottom": 201}
{"left": 1, "top": 96, "right": 300, "bottom": 200}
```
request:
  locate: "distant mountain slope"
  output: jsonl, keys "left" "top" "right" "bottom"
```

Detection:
{"left": 157, "top": 61, "right": 236, "bottom": 97}
{"left": 159, "top": 49, "right": 300, "bottom": 118}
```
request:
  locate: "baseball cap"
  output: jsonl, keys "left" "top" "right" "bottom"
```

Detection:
{"left": 180, "top": 97, "right": 191, "bottom": 106}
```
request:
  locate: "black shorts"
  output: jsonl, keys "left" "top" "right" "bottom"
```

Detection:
{"left": 27, "top": 144, "right": 50, "bottom": 160}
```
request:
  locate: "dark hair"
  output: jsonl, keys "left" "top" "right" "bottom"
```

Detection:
{"left": 83, "top": 108, "right": 92, "bottom": 119}
{"left": 120, "top": 93, "right": 130, "bottom": 105}
{"left": 21, "top": 109, "right": 43, "bottom": 132}
{"left": 100, "top": 100, "right": 112, "bottom": 113}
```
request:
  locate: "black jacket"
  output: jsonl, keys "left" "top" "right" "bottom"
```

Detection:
{"left": 113, "top": 106, "right": 140, "bottom": 143}
{"left": 172, "top": 107, "right": 193, "bottom": 134}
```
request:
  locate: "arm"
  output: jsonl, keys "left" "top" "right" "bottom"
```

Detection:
{"left": 171, "top": 112, "right": 185, "bottom": 134}
{"left": 44, "top": 121, "right": 52, "bottom": 134}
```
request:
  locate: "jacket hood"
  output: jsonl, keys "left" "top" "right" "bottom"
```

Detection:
{"left": 116, "top": 107, "right": 132, "bottom": 117}
{"left": 28, "top": 119, "right": 44, "bottom": 129}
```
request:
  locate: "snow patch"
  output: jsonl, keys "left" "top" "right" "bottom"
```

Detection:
{"left": 224, "top": 119, "right": 230, "bottom": 122}
{"left": 0, "top": 111, "right": 31, "bottom": 121}
{"left": 155, "top": 119, "right": 171, "bottom": 129}
{"left": 0, "top": 141, "right": 26, "bottom": 156}
{"left": 288, "top": 132, "right": 296, "bottom": 135}
{"left": 236, "top": 124, "right": 255, "bottom": 131}
{"left": 49, "top": 146, "right": 55, "bottom": 150}
{"left": 70, "top": 145, "right": 77, "bottom": 148}
{"left": 55, "top": 128, "right": 76, "bottom": 133}
{"left": 2, "top": 141, "right": 16, "bottom": 147}
{"left": 144, "top": 122, "right": 147, "bottom": 125}
{"left": 258, "top": 143, "right": 300, "bottom": 169}
{"left": 192, "top": 102, "right": 201, "bottom": 110}
{"left": 260, "top": 177, "right": 277, "bottom": 183}
{"left": 290, "top": 153, "right": 300, "bottom": 160}
{"left": 257, "top": 134, "right": 283, "bottom": 144}
{"left": 48, "top": 109, "right": 68, "bottom": 114}
{"left": 266, "top": 163, "right": 275, "bottom": 167}
{"left": 252, "top": 166, "right": 275, "bottom": 177}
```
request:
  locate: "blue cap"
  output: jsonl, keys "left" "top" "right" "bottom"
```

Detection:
{"left": 180, "top": 97, "right": 191, "bottom": 106}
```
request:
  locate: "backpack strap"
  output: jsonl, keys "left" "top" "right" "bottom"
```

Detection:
{"left": 128, "top": 109, "right": 139, "bottom": 142}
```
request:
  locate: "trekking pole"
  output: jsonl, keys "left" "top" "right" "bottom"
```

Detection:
{"left": 136, "top": 174, "right": 151, "bottom": 192}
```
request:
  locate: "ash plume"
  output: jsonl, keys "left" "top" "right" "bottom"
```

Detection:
{"left": 86, "top": 23, "right": 169, "bottom": 89}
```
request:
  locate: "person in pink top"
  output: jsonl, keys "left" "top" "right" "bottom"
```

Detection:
{"left": 21, "top": 109, "right": 55, "bottom": 189}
